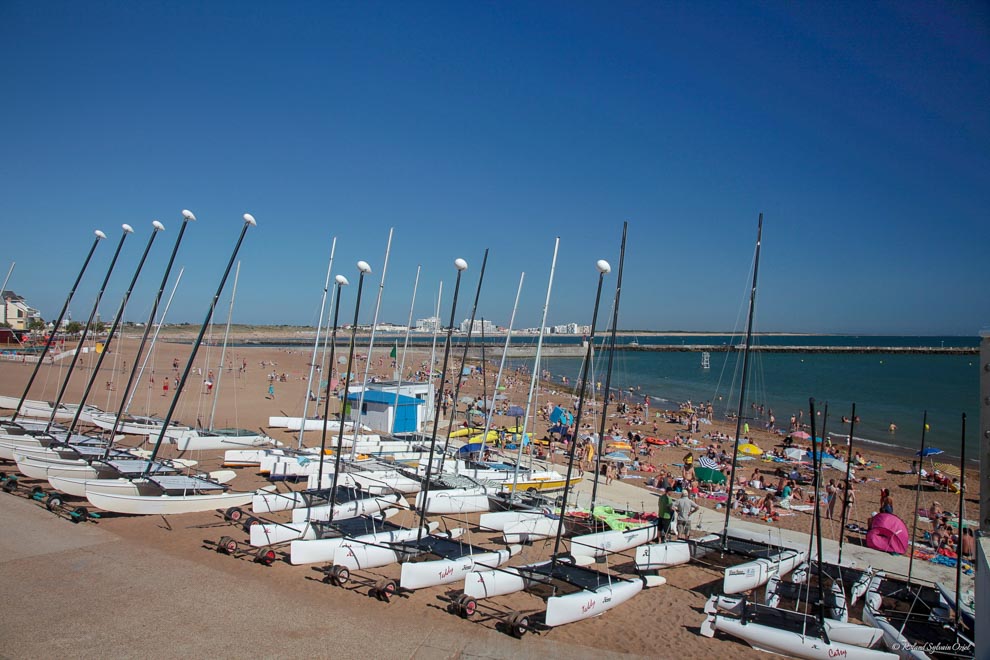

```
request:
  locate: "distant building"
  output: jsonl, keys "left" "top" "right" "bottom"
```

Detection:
{"left": 1, "top": 291, "right": 41, "bottom": 331}
{"left": 415, "top": 317, "right": 440, "bottom": 333}
{"left": 459, "top": 318, "right": 496, "bottom": 334}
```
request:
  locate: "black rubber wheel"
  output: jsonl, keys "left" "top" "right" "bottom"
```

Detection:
{"left": 3, "top": 477, "right": 18, "bottom": 493}
{"left": 526, "top": 487, "right": 538, "bottom": 494}
{"left": 31, "top": 485, "right": 45, "bottom": 498}
{"left": 460, "top": 596, "right": 478, "bottom": 618}
{"left": 375, "top": 579, "right": 397, "bottom": 602}
{"left": 46, "top": 495, "right": 64, "bottom": 511}
{"left": 506, "top": 611, "right": 528, "bottom": 638}
{"left": 217, "top": 535, "right": 234, "bottom": 554}
{"left": 241, "top": 516, "right": 260, "bottom": 533}
{"left": 71, "top": 506, "right": 89, "bottom": 523}
{"left": 225, "top": 506, "right": 244, "bottom": 522}
{"left": 256, "top": 548, "right": 277, "bottom": 566}
{"left": 329, "top": 565, "right": 349, "bottom": 586}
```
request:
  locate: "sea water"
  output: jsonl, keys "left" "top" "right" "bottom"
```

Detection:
{"left": 523, "top": 336, "right": 980, "bottom": 461}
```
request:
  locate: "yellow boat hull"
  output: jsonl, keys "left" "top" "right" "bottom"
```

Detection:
{"left": 500, "top": 475, "right": 582, "bottom": 493}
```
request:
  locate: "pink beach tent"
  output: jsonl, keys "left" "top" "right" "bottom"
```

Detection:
{"left": 866, "top": 513, "right": 910, "bottom": 555}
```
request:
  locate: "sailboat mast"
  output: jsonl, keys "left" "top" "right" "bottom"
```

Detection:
{"left": 144, "top": 213, "right": 256, "bottom": 471}
{"left": 954, "top": 413, "right": 966, "bottom": 638}
{"left": 906, "top": 410, "right": 928, "bottom": 585}
{"left": 109, "top": 210, "right": 193, "bottom": 447}
{"left": 479, "top": 273, "right": 525, "bottom": 457}
{"left": 328, "top": 266, "right": 371, "bottom": 525}
{"left": 510, "top": 238, "right": 559, "bottom": 493}
{"left": 391, "top": 264, "right": 421, "bottom": 428}
{"left": 298, "top": 237, "right": 337, "bottom": 448}
{"left": 46, "top": 224, "right": 134, "bottom": 434}
{"left": 837, "top": 403, "right": 857, "bottom": 565}
{"left": 808, "top": 398, "right": 829, "bottom": 637}
{"left": 11, "top": 230, "right": 104, "bottom": 423}
{"left": 417, "top": 258, "right": 468, "bottom": 537}
{"left": 721, "top": 213, "right": 763, "bottom": 547}
{"left": 353, "top": 228, "right": 393, "bottom": 458}
{"left": 125, "top": 268, "right": 183, "bottom": 415}
{"left": 208, "top": 261, "right": 240, "bottom": 431}
{"left": 591, "top": 221, "right": 627, "bottom": 507}
{"left": 427, "top": 281, "right": 442, "bottom": 394}
{"left": 317, "top": 274, "right": 347, "bottom": 496}
{"left": 550, "top": 258, "right": 611, "bottom": 567}
{"left": 439, "top": 249, "right": 488, "bottom": 463}
{"left": 68, "top": 222, "right": 164, "bottom": 436}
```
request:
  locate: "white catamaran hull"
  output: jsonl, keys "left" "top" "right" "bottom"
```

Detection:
{"left": 333, "top": 528, "right": 466, "bottom": 571}
{"left": 723, "top": 549, "right": 806, "bottom": 594}
{"left": 85, "top": 488, "right": 259, "bottom": 515}
{"left": 289, "top": 521, "right": 436, "bottom": 566}
{"left": 503, "top": 516, "right": 563, "bottom": 544}
{"left": 415, "top": 488, "right": 491, "bottom": 515}
{"left": 569, "top": 524, "right": 658, "bottom": 559}
{"left": 290, "top": 493, "right": 406, "bottom": 524}
{"left": 545, "top": 578, "right": 645, "bottom": 628}
{"left": 249, "top": 500, "right": 401, "bottom": 546}
{"left": 700, "top": 606, "right": 897, "bottom": 660}
{"left": 634, "top": 540, "right": 693, "bottom": 571}
{"left": 399, "top": 545, "right": 522, "bottom": 590}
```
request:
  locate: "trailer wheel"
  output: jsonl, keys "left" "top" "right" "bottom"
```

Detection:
{"left": 505, "top": 611, "right": 528, "bottom": 638}
{"left": 460, "top": 596, "right": 477, "bottom": 618}
{"left": 256, "top": 548, "right": 277, "bottom": 566}
{"left": 3, "top": 477, "right": 18, "bottom": 493}
{"left": 30, "top": 485, "right": 45, "bottom": 498}
{"left": 217, "top": 535, "right": 235, "bottom": 554}
{"left": 71, "top": 506, "right": 89, "bottom": 523}
{"left": 241, "top": 516, "right": 260, "bottom": 533}
{"left": 375, "top": 579, "right": 397, "bottom": 602}
{"left": 328, "top": 565, "right": 349, "bottom": 586}
{"left": 224, "top": 506, "right": 244, "bottom": 523}
{"left": 46, "top": 495, "right": 64, "bottom": 511}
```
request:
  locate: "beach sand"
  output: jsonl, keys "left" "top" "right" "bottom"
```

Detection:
{"left": 0, "top": 334, "right": 978, "bottom": 659}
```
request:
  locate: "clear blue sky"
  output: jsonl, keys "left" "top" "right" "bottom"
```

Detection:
{"left": 1, "top": 1, "right": 987, "bottom": 334}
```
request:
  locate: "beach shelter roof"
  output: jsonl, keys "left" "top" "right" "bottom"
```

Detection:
{"left": 507, "top": 405, "right": 525, "bottom": 417}
{"left": 549, "top": 406, "right": 573, "bottom": 426}
{"left": 932, "top": 462, "right": 960, "bottom": 477}
{"left": 866, "top": 513, "right": 909, "bottom": 555}
{"left": 917, "top": 447, "right": 944, "bottom": 458}
{"left": 792, "top": 431, "right": 811, "bottom": 440}
{"left": 737, "top": 443, "right": 763, "bottom": 456}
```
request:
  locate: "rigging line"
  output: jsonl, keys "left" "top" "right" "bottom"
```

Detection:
{"left": 209, "top": 261, "right": 240, "bottom": 431}
{"left": 392, "top": 264, "right": 421, "bottom": 431}
{"left": 127, "top": 268, "right": 183, "bottom": 413}
{"left": 478, "top": 272, "right": 525, "bottom": 458}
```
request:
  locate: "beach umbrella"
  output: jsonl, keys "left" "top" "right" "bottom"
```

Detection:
{"left": 916, "top": 447, "right": 944, "bottom": 458}
{"left": 457, "top": 442, "right": 484, "bottom": 456}
{"left": 459, "top": 395, "right": 474, "bottom": 405}
{"left": 932, "top": 462, "right": 960, "bottom": 477}
{"left": 737, "top": 443, "right": 763, "bottom": 456}
{"left": 698, "top": 455, "right": 720, "bottom": 470}
{"left": 507, "top": 405, "right": 525, "bottom": 417}
{"left": 792, "top": 431, "right": 811, "bottom": 440}
{"left": 866, "top": 513, "right": 909, "bottom": 555}
{"left": 693, "top": 466, "right": 726, "bottom": 485}
{"left": 549, "top": 406, "right": 573, "bottom": 426}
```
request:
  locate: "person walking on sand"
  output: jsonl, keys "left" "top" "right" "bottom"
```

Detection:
{"left": 657, "top": 488, "right": 675, "bottom": 540}
{"left": 673, "top": 491, "right": 698, "bottom": 539}
{"left": 162, "top": 379, "right": 169, "bottom": 396}
{"left": 268, "top": 383, "right": 275, "bottom": 400}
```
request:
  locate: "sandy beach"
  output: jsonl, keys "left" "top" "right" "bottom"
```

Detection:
{"left": 0, "top": 333, "right": 979, "bottom": 659}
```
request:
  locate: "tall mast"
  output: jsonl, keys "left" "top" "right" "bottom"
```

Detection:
{"left": 144, "top": 213, "right": 256, "bottom": 472}
{"left": 479, "top": 273, "right": 525, "bottom": 457}
{"left": 110, "top": 210, "right": 193, "bottom": 441}
{"left": 208, "top": 261, "right": 240, "bottom": 431}
{"left": 836, "top": 403, "right": 857, "bottom": 566}
{"left": 392, "top": 265, "right": 421, "bottom": 430}
{"left": 298, "top": 237, "right": 336, "bottom": 449}
{"left": 439, "top": 250, "right": 488, "bottom": 464}
{"left": 353, "top": 228, "right": 392, "bottom": 457}
{"left": 327, "top": 266, "right": 370, "bottom": 525}
{"left": 12, "top": 230, "right": 105, "bottom": 422}
{"left": 722, "top": 213, "right": 763, "bottom": 548}
{"left": 510, "top": 238, "right": 559, "bottom": 493}
{"left": 316, "top": 273, "right": 348, "bottom": 491}
{"left": 417, "top": 258, "right": 468, "bottom": 538}
{"left": 906, "top": 410, "right": 928, "bottom": 585}
{"left": 46, "top": 224, "right": 133, "bottom": 434}
{"left": 591, "top": 221, "right": 627, "bottom": 507}
{"left": 550, "top": 258, "right": 611, "bottom": 568}
{"left": 808, "top": 397, "right": 829, "bottom": 640}
{"left": 68, "top": 221, "right": 164, "bottom": 436}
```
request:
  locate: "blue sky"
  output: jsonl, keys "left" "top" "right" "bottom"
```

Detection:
{"left": 1, "top": 1, "right": 987, "bottom": 335}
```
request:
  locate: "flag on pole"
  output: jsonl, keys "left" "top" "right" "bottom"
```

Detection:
{"left": 389, "top": 342, "right": 397, "bottom": 359}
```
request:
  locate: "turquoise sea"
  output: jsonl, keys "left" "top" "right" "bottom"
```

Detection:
{"left": 508, "top": 335, "right": 980, "bottom": 462}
